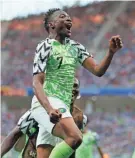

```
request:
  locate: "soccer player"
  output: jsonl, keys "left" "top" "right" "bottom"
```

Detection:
{"left": 75, "top": 116, "right": 109, "bottom": 158}
{"left": 132, "top": 149, "right": 135, "bottom": 158}
{"left": 31, "top": 8, "right": 123, "bottom": 158}
{"left": 22, "top": 78, "right": 83, "bottom": 158}
{"left": 1, "top": 79, "right": 82, "bottom": 158}
{"left": 1, "top": 109, "right": 38, "bottom": 158}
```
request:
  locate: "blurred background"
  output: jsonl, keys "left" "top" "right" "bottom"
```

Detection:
{"left": 1, "top": 0, "right": 135, "bottom": 158}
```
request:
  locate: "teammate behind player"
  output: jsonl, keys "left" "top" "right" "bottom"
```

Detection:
{"left": 132, "top": 149, "right": 135, "bottom": 158}
{"left": 75, "top": 115, "right": 110, "bottom": 158}
{"left": 0, "top": 110, "right": 38, "bottom": 158}
{"left": 32, "top": 8, "right": 123, "bottom": 158}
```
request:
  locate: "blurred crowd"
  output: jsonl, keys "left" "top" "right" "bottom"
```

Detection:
{"left": 1, "top": 101, "right": 28, "bottom": 136}
{"left": 1, "top": 101, "right": 135, "bottom": 158}
{"left": 1, "top": 1, "right": 135, "bottom": 89}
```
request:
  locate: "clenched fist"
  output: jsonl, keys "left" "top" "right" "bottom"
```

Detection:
{"left": 48, "top": 109, "right": 62, "bottom": 124}
{"left": 109, "top": 35, "right": 123, "bottom": 54}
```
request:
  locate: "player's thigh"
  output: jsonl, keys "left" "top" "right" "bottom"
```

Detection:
{"left": 53, "top": 117, "right": 82, "bottom": 140}
{"left": 36, "top": 127, "right": 59, "bottom": 158}
{"left": 36, "top": 125, "right": 62, "bottom": 149}
{"left": 37, "top": 144, "right": 53, "bottom": 158}
{"left": 53, "top": 106, "right": 83, "bottom": 139}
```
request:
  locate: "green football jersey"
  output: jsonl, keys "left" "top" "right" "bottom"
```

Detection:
{"left": 132, "top": 149, "right": 135, "bottom": 158}
{"left": 75, "top": 131, "right": 99, "bottom": 158}
{"left": 33, "top": 38, "right": 92, "bottom": 108}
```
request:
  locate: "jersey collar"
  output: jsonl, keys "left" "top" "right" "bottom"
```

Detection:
{"left": 47, "top": 37, "right": 70, "bottom": 45}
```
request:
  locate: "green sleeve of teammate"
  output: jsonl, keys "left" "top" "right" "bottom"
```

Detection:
{"left": 132, "top": 149, "right": 135, "bottom": 158}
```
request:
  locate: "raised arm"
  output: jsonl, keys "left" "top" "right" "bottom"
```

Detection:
{"left": 83, "top": 35, "right": 123, "bottom": 77}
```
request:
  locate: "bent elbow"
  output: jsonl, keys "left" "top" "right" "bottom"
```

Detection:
{"left": 96, "top": 72, "right": 105, "bottom": 77}
{"left": 93, "top": 66, "right": 105, "bottom": 77}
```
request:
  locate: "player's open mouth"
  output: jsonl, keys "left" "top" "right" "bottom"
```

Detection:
{"left": 65, "top": 23, "right": 72, "bottom": 31}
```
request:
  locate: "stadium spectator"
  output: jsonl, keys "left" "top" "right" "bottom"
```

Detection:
{"left": 1, "top": 1, "right": 135, "bottom": 89}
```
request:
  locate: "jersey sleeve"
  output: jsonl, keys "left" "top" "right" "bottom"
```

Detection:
{"left": 87, "top": 131, "right": 100, "bottom": 145}
{"left": 93, "top": 132, "right": 100, "bottom": 145}
{"left": 33, "top": 40, "right": 51, "bottom": 75}
{"left": 77, "top": 43, "right": 93, "bottom": 64}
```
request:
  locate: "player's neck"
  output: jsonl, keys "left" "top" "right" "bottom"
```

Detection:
{"left": 49, "top": 33, "right": 66, "bottom": 44}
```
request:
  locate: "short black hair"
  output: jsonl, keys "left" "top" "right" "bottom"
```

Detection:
{"left": 43, "top": 8, "right": 60, "bottom": 32}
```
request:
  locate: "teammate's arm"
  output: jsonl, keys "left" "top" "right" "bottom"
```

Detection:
{"left": 96, "top": 145, "right": 105, "bottom": 158}
{"left": 1, "top": 126, "right": 23, "bottom": 157}
{"left": 83, "top": 35, "right": 123, "bottom": 77}
{"left": 95, "top": 140, "right": 109, "bottom": 158}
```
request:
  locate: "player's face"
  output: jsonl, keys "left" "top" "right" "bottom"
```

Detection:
{"left": 52, "top": 11, "right": 72, "bottom": 37}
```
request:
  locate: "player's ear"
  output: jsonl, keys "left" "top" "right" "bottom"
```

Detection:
{"left": 48, "top": 22, "right": 55, "bottom": 30}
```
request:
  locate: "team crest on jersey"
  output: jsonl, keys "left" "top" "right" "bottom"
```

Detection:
{"left": 58, "top": 108, "right": 67, "bottom": 113}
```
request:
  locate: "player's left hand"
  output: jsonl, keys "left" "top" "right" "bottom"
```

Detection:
{"left": 109, "top": 35, "right": 123, "bottom": 54}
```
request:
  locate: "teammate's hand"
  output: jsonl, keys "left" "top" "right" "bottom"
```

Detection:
{"left": 109, "top": 35, "right": 123, "bottom": 54}
{"left": 48, "top": 109, "right": 62, "bottom": 124}
{"left": 102, "top": 153, "right": 110, "bottom": 158}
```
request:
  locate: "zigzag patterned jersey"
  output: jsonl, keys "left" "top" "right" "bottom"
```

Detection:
{"left": 33, "top": 38, "right": 92, "bottom": 108}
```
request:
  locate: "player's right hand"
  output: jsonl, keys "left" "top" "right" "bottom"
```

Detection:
{"left": 48, "top": 109, "right": 62, "bottom": 124}
{"left": 109, "top": 35, "right": 123, "bottom": 54}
